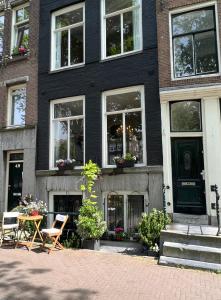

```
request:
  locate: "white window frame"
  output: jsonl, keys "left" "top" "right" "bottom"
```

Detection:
{"left": 102, "top": 85, "right": 146, "bottom": 168}
{"left": 0, "top": 12, "right": 4, "bottom": 57}
{"left": 51, "top": 3, "right": 85, "bottom": 71}
{"left": 11, "top": 3, "right": 30, "bottom": 54}
{"left": 169, "top": 1, "right": 221, "bottom": 81}
{"left": 101, "top": 0, "right": 143, "bottom": 60}
{"left": 49, "top": 96, "right": 85, "bottom": 170}
{"left": 103, "top": 191, "right": 148, "bottom": 233}
{"left": 7, "top": 84, "right": 26, "bottom": 128}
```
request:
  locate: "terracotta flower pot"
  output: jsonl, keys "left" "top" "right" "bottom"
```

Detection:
{"left": 30, "top": 210, "right": 39, "bottom": 216}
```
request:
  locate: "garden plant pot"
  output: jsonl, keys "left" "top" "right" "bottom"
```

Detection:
{"left": 116, "top": 160, "right": 135, "bottom": 168}
{"left": 82, "top": 239, "right": 100, "bottom": 251}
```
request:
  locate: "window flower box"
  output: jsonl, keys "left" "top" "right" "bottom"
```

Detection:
{"left": 114, "top": 153, "right": 136, "bottom": 168}
{"left": 56, "top": 159, "right": 76, "bottom": 171}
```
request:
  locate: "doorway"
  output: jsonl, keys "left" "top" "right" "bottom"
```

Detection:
{"left": 171, "top": 138, "right": 206, "bottom": 214}
{"left": 7, "top": 152, "right": 24, "bottom": 211}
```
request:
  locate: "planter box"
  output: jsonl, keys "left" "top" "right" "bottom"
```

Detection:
{"left": 82, "top": 239, "right": 100, "bottom": 251}
{"left": 116, "top": 161, "right": 135, "bottom": 168}
{"left": 57, "top": 163, "right": 75, "bottom": 171}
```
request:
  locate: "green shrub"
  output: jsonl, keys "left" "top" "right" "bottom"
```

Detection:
{"left": 63, "top": 233, "right": 81, "bottom": 249}
{"left": 138, "top": 209, "right": 171, "bottom": 249}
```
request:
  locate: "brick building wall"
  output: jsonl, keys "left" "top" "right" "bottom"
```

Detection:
{"left": 157, "top": 0, "right": 221, "bottom": 88}
{"left": 0, "top": 0, "right": 39, "bottom": 127}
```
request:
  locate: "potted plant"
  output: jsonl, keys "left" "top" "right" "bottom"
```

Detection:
{"left": 114, "top": 153, "right": 136, "bottom": 168}
{"left": 138, "top": 209, "right": 171, "bottom": 257}
{"left": 77, "top": 160, "right": 107, "bottom": 250}
{"left": 115, "top": 227, "right": 127, "bottom": 241}
{"left": 56, "top": 159, "right": 76, "bottom": 171}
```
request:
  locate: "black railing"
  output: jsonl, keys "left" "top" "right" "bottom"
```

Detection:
{"left": 211, "top": 185, "right": 221, "bottom": 236}
{"left": 162, "top": 184, "right": 170, "bottom": 229}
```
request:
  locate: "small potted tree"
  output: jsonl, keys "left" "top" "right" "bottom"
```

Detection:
{"left": 77, "top": 160, "right": 107, "bottom": 250}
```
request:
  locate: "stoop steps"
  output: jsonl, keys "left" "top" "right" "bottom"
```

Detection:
{"left": 159, "top": 225, "right": 221, "bottom": 271}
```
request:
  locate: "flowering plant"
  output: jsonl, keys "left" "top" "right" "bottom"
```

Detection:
{"left": 19, "top": 194, "right": 48, "bottom": 216}
{"left": 114, "top": 227, "right": 127, "bottom": 240}
{"left": 56, "top": 159, "right": 76, "bottom": 170}
{"left": 113, "top": 153, "right": 136, "bottom": 163}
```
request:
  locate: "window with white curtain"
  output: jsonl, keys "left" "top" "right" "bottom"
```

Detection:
{"left": 50, "top": 97, "right": 85, "bottom": 168}
{"left": 102, "top": 0, "right": 142, "bottom": 59}
{"left": 51, "top": 3, "right": 85, "bottom": 70}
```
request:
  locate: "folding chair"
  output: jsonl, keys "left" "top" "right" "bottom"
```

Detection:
{"left": 0, "top": 212, "right": 20, "bottom": 247}
{"left": 41, "top": 214, "right": 68, "bottom": 254}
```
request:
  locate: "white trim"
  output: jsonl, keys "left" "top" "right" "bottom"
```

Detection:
{"left": 50, "top": 2, "right": 85, "bottom": 71}
{"left": 49, "top": 96, "right": 85, "bottom": 170}
{"left": 102, "top": 85, "right": 146, "bottom": 168}
{"left": 5, "top": 150, "right": 24, "bottom": 211}
{"left": 48, "top": 191, "right": 82, "bottom": 227}
{"left": 169, "top": 1, "right": 221, "bottom": 81}
{"left": 103, "top": 191, "right": 148, "bottom": 233}
{"left": 101, "top": 0, "right": 143, "bottom": 60}
{"left": 7, "top": 84, "right": 26, "bottom": 128}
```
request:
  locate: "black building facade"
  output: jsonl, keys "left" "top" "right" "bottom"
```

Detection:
{"left": 37, "top": 0, "right": 163, "bottom": 234}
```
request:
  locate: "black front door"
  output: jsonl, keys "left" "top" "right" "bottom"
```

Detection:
{"left": 8, "top": 162, "right": 23, "bottom": 211}
{"left": 172, "top": 137, "right": 206, "bottom": 215}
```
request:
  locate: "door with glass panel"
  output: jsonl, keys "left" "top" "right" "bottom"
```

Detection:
{"left": 170, "top": 100, "right": 206, "bottom": 214}
{"left": 106, "top": 194, "right": 144, "bottom": 232}
{"left": 7, "top": 153, "right": 24, "bottom": 211}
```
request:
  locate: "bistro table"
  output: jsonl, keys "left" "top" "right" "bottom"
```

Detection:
{"left": 16, "top": 215, "right": 43, "bottom": 251}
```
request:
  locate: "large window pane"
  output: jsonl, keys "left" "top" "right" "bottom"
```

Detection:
{"left": 56, "top": 8, "right": 83, "bottom": 29}
{"left": 0, "top": 15, "right": 4, "bottom": 29}
{"left": 107, "top": 114, "right": 123, "bottom": 165}
{"left": 11, "top": 88, "right": 26, "bottom": 126}
{"left": 17, "top": 26, "right": 29, "bottom": 49}
{"left": 174, "top": 35, "right": 194, "bottom": 77}
{"left": 126, "top": 112, "right": 143, "bottom": 163}
{"left": 128, "top": 195, "right": 144, "bottom": 232}
{"left": 195, "top": 31, "right": 217, "bottom": 74}
{"left": 70, "top": 119, "right": 84, "bottom": 166}
{"left": 54, "top": 100, "right": 83, "bottom": 118}
{"left": 70, "top": 26, "right": 83, "bottom": 65}
{"left": 106, "top": 15, "right": 121, "bottom": 57}
{"left": 123, "top": 11, "right": 134, "bottom": 52}
{"left": 105, "top": 0, "right": 138, "bottom": 14}
{"left": 55, "top": 30, "right": 68, "bottom": 68}
{"left": 172, "top": 8, "right": 214, "bottom": 35}
{"left": 106, "top": 91, "right": 141, "bottom": 112}
{"left": 54, "top": 120, "right": 68, "bottom": 164}
{"left": 107, "top": 195, "right": 124, "bottom": 231}
{"left": 171, "top": 101, "right": 201, "bottom": 132}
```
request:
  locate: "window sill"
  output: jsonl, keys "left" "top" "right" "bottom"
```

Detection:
{"left": 5, "top": 54, "right": 29, "bottom": 64}
{"left": 49, "top": 63, "right": 85, "bottom": 74}
{"left": 101, "top": 49, "right": 143, "bottom": 63}
{"left": 0, "top": 125, "right": 36, "bottom": 132}
{"left": 171, "top": 72, "right": 221, "bottom": 81}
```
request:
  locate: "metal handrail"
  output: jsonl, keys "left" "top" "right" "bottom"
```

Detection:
{"left": 162, "top": 184, "right": 170, "bottom": 229}
{"left": 211, "top": 185, "right": 221, "bottom": 236}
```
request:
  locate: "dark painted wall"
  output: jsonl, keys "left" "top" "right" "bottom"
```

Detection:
{"left": 37, "top": 0, "right": 162, "bottom": 170}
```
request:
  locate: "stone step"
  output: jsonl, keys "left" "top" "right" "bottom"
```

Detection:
{"left": 159, "top": 256, "right": 221, "bottom": 271}
{"left": 173, "top": 214, "right": 209, "bottom": 225}
{"left": 160, "top": 229, "right": 221, "bottom": 249}
{"left": 163, "top": 242, "right": 221, "bottom": 264}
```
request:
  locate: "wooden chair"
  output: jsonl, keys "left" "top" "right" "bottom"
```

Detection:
{"left": 41, "top": 214, "right": 68, "bottom": 254}
{"left": 0, "top": 212, "right": 20, "bottom": 247}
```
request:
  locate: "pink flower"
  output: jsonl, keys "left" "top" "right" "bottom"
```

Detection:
{"left": 115, "top": 227, "right": 124, "bottom": 233}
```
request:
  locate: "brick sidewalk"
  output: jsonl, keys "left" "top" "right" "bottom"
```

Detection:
{"left": 0, "top": 248, "right": 220, "bottom": 300}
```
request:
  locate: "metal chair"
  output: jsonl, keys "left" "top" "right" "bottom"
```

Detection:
{"left": 41, "top": 214, "right": 69, "bottom": 254}
{"left": 0, "top": 212, "right": 20, "bottom": 247}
